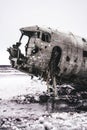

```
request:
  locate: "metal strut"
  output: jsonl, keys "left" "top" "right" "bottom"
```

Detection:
{"left": 47, "top": 46, "right": 61, "bottom": 98}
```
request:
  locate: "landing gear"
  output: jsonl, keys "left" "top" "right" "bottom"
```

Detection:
{"left": 48, "top": 46, "right": 61, "bottom": 98}
{"left": 11, "top": 60, "right": 15, "bottom": 68}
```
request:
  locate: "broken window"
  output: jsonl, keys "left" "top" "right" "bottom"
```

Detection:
{"left": 66, "top": 56, "right": 70, "bottom": 62}
{"left": 83, "top": 51, "right": 87, "bottom": 57}
{"left": 42, "top": 32, "right": 51, "bottom": 42}
{"left": 32, "top": 32, "right": 40, "bottom": 38}
{"left": 19, "top": 35, "right": 29, "bottom": 55}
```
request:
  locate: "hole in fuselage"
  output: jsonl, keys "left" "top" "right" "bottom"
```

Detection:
{"left": 45, "top": 46, "right": 47, "bottom": 49}
{"left": 64, "top": 68, "right": 67, "bottom": 72}
{"left": 66, "top": 56, "right": 70, "bottom": 62}
{"left": 74, "top": 58, "right": 78, "bottom": 62}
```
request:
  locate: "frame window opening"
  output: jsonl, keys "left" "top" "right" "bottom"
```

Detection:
{"left": 19, "top": 35, "right": 29, "bottom": 56}
{"left": 30, "top": 32, "right": 40, "bottom": 38}
{"left": 41, "top": 32, "right": 51, "bottom": 42}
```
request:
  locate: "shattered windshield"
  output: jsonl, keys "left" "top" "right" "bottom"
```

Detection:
{"left": 19, "top": 31, "right": 40, "bottom": 56}
{"left": 19, "top": 35, "right": 29, "bottom": 56}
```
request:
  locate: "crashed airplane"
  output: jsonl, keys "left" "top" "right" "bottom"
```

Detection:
{"left": 7, "top": 25, "right": 87, "bottom": 97}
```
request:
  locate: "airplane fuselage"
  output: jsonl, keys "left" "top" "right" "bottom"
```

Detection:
{"left": 7, "top": 26, "right": 87, "bottom": 85}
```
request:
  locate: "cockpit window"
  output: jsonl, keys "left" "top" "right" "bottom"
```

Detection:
{"left": 29, "top": 32, "right": 40, "bottom": 38}
{"left": 42, "top": 32, "right": 51, "bottom": 42}
{"left": 24, "top": 31, "right": 40, "bottom": 38}
{"left": 19, "top": 35, "right": 29, "bottom": 55}
{"left": 35, "top": 32, "right": 40, "bottom": 38}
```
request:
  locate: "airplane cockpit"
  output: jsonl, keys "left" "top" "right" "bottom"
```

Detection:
{"left": 18, "top": 27, "right": 51, "bottom": 58}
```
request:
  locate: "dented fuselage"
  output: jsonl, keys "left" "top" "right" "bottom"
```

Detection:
{"left": 7, "top": 25, "right": 87, "bottom": 84}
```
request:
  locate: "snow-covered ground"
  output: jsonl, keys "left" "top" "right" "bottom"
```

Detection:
{"left": 0, "top": 67, "right": 47, "bottom": 99}
{"left": 0, "top": 67, "right": 87, "bottom": 130}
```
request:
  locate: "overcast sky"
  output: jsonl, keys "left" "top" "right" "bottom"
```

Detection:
{"left": 0, "top": 0, "right": 87, "bottom": 65}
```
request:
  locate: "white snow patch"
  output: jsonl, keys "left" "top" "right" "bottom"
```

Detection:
{"left": 0, "top": 70, "right": 47, "bottom": 99}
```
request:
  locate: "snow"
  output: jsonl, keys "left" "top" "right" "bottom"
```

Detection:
{"left": 0, "top": 67, "right": 87, "bottom": 130}
{"left": 0, "top": 68, "right": 47, "bottom": 99}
